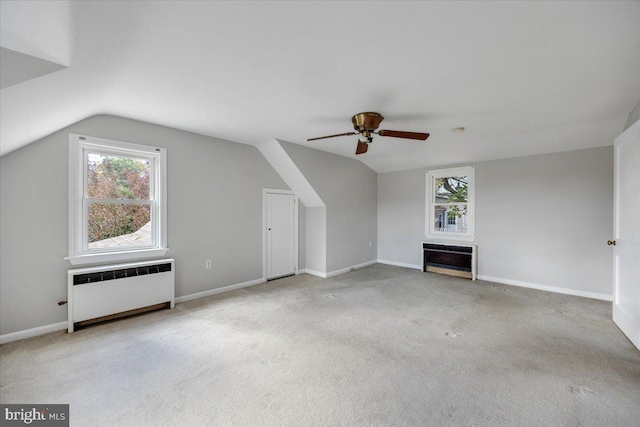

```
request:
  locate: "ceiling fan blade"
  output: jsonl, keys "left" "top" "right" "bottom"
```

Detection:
{"left": 355, "top": 140, "right": 369, "bottom": 155}
{"left": 307, "top": 131, "right": 357, "bottom": 141}
{"left": 377, "top": 129, "right": 430, "bottom": 140}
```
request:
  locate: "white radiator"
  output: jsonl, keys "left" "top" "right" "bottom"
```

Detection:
{"left": 67, "top": 258, "right": 175, "bottom": 333}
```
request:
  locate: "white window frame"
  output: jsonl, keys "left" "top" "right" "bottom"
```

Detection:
{"left": 66, "top": 134, "right": 168, "bottom": 265}
{"left": 425, "top": 166, "right": 475, "bottom": 242}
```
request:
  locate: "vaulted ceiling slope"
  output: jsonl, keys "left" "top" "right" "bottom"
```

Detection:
{"left": 1, "top": 1, "right": 639, "bottom": 172}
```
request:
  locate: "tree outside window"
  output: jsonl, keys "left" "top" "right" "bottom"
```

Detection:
{"left": 86, "top": 154, "right": 152, "bottom": 248}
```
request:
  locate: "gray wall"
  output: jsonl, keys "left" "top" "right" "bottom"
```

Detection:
{"left": 0, "top": 115, "right": 289, "bottom": 335}
{"left": 279, "top": 142, "right": 377, "bottom": 273}
{"left": 305, "top": 206, "right": 327, "bottom": 273}
{"left": 378, "top": 146, "right": 614, "bottom": 296}
{"left": 625, "top": 97, "right": 640, "bottom": 131}
{"left": 377, "top": 167, "right": 427, "bottom": 266}
{"left": 297, "top": 201, "right": 306, "bottom": 271}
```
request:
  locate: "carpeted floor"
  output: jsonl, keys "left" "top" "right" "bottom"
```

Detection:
{"left": 1, "top": 264, "right": 639, "bottom": 426}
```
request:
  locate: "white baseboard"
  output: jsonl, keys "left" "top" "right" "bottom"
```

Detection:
{"left": 477, "top": 275, "right": 613, "bottom": 301}
{"left": 174, "top": 278, "right": 266, "bottom": 303}
{"left": 2, "top": 270, "right": 612, "bottom": 345}
{"left": 296, "top": 269, "right": 307, "bottom": 275}
{"left": 377, "top": 259, "right": 422, "bottom": 270}
{"left": 304, "top": 269, "right": 327, "bottom": 278}
{"left": 0, "top": 321, "right": 67, "bottom": 345}
{"left": 325, "top": 260, "right": 377, "bottom": 278}
{"left": 301, "top": 260, "right": 378, "bottom": 279}
{"left": 1, "top": 278, "right": 267, "bottom": 345}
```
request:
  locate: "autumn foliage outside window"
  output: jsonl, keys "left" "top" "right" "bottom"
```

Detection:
{"left": 86, "top": 153, "right": 153, "bottom": 248}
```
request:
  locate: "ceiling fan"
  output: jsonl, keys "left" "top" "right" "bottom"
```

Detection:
{"left": 307, "top": 112, "right": 430, "bottom": 155}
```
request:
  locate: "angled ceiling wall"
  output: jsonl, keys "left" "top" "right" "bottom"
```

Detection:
{"left": 0, "top": 47, "right": 66, "bottom": 89}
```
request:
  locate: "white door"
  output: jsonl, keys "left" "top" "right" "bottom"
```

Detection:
{"left": 266, "top": 192, "right": 296, "bottom": 280}
{"left": 612, "top": 119, "right": 640, "bottom": 350}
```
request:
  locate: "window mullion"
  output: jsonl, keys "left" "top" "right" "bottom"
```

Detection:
{"left": 437, "top": 203, "right": 468, "bottom": 207}
{"left": 87, "top": 199, "right": 153, "bottom": 205}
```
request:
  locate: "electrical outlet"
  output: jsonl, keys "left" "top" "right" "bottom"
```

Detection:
{"left": 369, "top": 241, "right": 373, "bottom": 248}
{"left": 205, "top": 260, "right": 212, "bottom": 269}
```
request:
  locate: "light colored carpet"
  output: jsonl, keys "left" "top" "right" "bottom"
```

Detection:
{"left": 1, "top": 264, "right": 639, "bottom": 426}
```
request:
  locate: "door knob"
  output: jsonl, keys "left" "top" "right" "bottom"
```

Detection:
{"left": 607, "top": 240, "right": 616, "bottom": 246}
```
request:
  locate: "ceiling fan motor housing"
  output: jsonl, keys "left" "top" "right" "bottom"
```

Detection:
{"left": 352, "top": 112, "right": 384, "bottom": 132}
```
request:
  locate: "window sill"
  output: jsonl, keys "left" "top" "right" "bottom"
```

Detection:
{"left": 424, "top": 233, "right": 476, "bottom": 243}
{"left": 65, "top": 248, "right": 170, "bottom": 266}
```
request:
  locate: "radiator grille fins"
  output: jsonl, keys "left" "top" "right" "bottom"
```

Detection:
{"left": 423, "top": 244, "right": 473, "bottom": 254}
{"left": 73, "top": 263, "right": 172, "bottom": 285}
{"left": 423, "top": 244, "right": 473, "bottom": 272}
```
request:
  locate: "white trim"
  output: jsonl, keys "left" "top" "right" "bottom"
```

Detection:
{"left": 0, "top": 322, "right": 67, "bottom": 345}
{"left": 325, "top": 260, "right": 377, "bottom": 278}
{"left": 304, "top": 269, "right": 327, "bottom": 278}
{"left": 1, "top": 271, "right": 612, "bottom": 344}
{"left": 303, "top": 260, "right": 378, "bottom": 278}
{"left": 68, "top": 133, "right": 168, "bottom": 265}
{"left": 421, "top": 237, "right": 477, "bottom": 245}
{"left": 2, "top": 275, "right": 262, "bottom": 343}
{"left": 158, "top": 145, "right": 168, "bottom": 250}
{"left": 174, "top": 278, "right": 265, "bottom": 303}
{"left": 296, "top": 269, "right": 307, "bottom": 275}
{"left": 612, "top": 118, "right": 640, "bottom": 350}
{"left": 377, "top": 259, "right": 422, "bottom": 270}
{"left": 65, "top": 248, "right": 170, "bottom": 266}
{"left": 262, "top": 188, "right": 295, "bottom": 195}
{"left": 263, "top": 189, "right": 298, "bottom": 280}
{"left": 477, "top": 275, "right": 613, "bottom": 301}
{"left": 422, "top": 233, "right": 476, "bottom": 242}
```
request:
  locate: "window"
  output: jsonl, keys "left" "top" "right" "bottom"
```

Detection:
{"left": 67, "top": 134, "right": 168, "bottom": 265}
{"left": 425, "top": 166, "right": 475, "bottom": 241}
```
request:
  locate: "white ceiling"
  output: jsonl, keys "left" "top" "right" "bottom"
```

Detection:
{"left": 1, "top": 1, "right": 639, "bottom": 172}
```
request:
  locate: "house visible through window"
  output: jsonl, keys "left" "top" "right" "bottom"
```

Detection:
{"left": 67, "top": 134, "right": 168, "bottom": 265}
{"left": 425, "top": 166, "right": 475, "bottom": 241}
